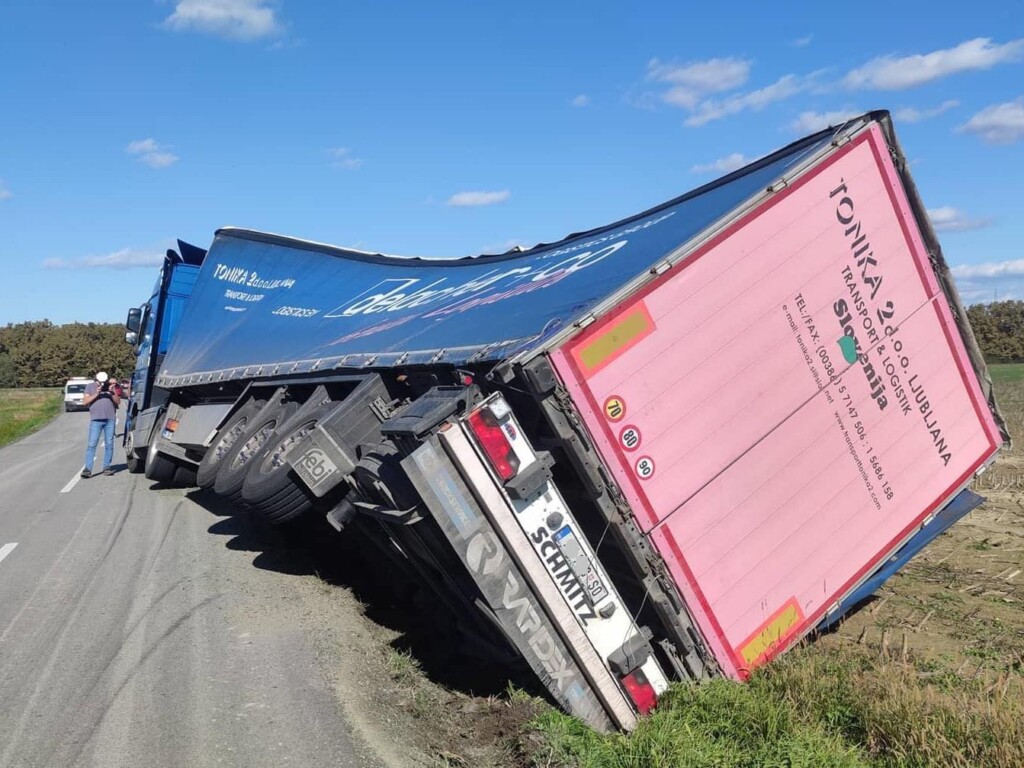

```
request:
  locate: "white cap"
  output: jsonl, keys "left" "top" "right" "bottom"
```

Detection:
{"left": 96, "top": 371, "right": 109, "bottom": 383}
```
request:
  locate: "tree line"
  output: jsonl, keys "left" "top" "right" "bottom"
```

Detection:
{"left": 0, "top": 301, "right": 1022, "bottom": 389}
{"left": 964, "top": 301, "right": 1024, "bottom": 364}
{"left": 0, "top": 320, "right": 136, "bottom": 388}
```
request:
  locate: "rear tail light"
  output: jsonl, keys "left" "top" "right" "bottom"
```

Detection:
{"left": 162, "top": 418, "right": 179, "bottom": 439}
{"left": 467, "top": 405, "right": 521, "bottom": 481}
{"left": 620, "top": 668, "right": 658, "bottom": 715}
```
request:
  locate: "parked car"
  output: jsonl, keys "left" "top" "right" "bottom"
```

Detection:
{"left": 63, "top": 377, "right": 93, "bottom": 412}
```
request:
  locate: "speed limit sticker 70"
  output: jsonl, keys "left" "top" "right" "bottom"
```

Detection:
{"left": 603, "top": 395, "right": 626, "bottom": 422}
{"left": 634, "top": 456, "right": 655, "bottom": 480}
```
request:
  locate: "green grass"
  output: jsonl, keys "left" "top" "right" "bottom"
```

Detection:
{"left": 523, "top": 645, "right": 1024, "bottom": 768}
{"left": 988, "top": 363, "right": 1024, "bottom": 384}
{"left": 0, "top": 388, "right": 62, "bottom": 448}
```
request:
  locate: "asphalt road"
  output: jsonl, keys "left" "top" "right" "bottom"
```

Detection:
{"left": 0, "top": 411, "right": 385, "bottom": 768}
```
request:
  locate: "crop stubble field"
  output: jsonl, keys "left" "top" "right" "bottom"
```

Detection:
{"left": 825, "top": 363, "right": 1024, "bottom": 683}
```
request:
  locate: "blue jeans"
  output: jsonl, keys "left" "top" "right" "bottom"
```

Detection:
{"left": 84, "top": 418, "right": 115, "bottom": 472}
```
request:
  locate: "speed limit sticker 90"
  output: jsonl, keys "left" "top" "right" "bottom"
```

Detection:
{"left": 619, "top": 425, "right": 642, "bottom": 452}
{"left": 634, "top": 456, "right": 655, "bottom": 480}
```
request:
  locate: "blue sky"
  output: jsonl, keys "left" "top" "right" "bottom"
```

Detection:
{"left": 1, "top": 1, "right": 1022, "bottom": 326}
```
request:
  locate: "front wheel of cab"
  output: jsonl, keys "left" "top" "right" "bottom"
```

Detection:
{"left": 125, "top": 428, "right": 144, "bottom": 474}
{"left": 144, "top": 422, "right": 178, "bottom": 483}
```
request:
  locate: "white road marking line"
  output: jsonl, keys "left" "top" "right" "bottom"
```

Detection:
{"left": 0, "top": 543, "right": 17, "bottom": 566}
{"left": 60, "top": 472, "right": 84, "bottom": 494}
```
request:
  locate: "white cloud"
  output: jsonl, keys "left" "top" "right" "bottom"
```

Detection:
{"left": 327, "top": 147, "right": 363, "bottom": 170}
{"left": 844, "top": 37, "right": 1024, "bottom": 90}
{"left": 927, "top": 206, "right": 993, "bottom": 232}
{"left": 955, "top": 280, "right": 1024, "bottom": 303}
{"left": 952, "top": 258, "right": 1024, "bottom": 279}
{"left": 691, "top": 153, "right": 750, "bottom": 174}
{"left": 952, "top": 259, "right": 1024, "bottom": 303}
{"left": 126, "top": 138, "right": 179, "bottom": 169}
{"left": 163, "top": 0, "right": 281, "bottom": 41}
{"left": 687, "top": 74, "right": 812, "bottom": 127}
{"left": 789, "top": 108, "right": 862, "bottom": 133}
{"left": 0, "top": 180, "right": 11, "bottom": 201}
{"left": 126, "top": 138, "right": 159, "bottom": 155}
{"left": 790, "top": 35, "right": 813, "bottom": 48}
{"left": 893, "top": 99, "right": 960, "bottom": 123}
{"left": 959, "top": 98, "right": 1024, "bottom": 144}
{"left": 140, "top": 152, "right": 178, "bottom": 169}
{"left": 571, "top": 94, "right": 590, "bottom": 107}
{"left": 43, "top": 246, "right": 167, "bottom": 270}
{"left": 447, "top": 190, "right": 510, "bottom": 207}
{"left": 648, "top": 57, "right": 750, "bottom": 110}
{"left": 647, "top": 57, "right": 750, "bottom": 89}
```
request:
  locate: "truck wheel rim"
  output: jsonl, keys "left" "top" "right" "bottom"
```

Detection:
{"left": 212, "top": 417, "right": 248, "bottom": 463}
{"left": 230, "top": 421, "right": 277, "bottom": 471}
{"left": 260, "top": 420, "right": 317, "bottom": 475}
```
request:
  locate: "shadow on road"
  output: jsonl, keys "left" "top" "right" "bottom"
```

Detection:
{"left": 186, "top": 488, "right": 527, "bottom": 698}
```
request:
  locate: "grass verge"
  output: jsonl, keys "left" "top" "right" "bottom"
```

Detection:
{"left": 0, "top": 388, "right": 62, "bottom": 448}
{"left": 988, "top": 363, "right": 1024, "bottom": 385}
{"left": 521, "top": 643, "right": 1023, "bottom": 768}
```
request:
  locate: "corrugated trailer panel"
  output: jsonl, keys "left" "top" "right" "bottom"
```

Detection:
{"left": 550, "top": 124, "right": 1002, "bottom": 679}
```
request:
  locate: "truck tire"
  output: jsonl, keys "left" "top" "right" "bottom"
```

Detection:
{"left": 144, "top": 424, "right": 178, "bottom": 483}
{"left": 196, "top": 399, "right": 261, "bottom": 489}
{"left": 241, "top": 403, "right": 333, "bottom": 524}
{"left": 353, "top": 442, "right": 419, "bottom": 511}
{"left": 213, "top": 399, "right": 299, "bottom": 505}
{"left": 125, "top": 428, "right": 144, "bottom": 474}
{"left": 173, "top": 466, "right": 198, "bottom": 487}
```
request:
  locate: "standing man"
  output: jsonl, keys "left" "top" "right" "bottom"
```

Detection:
{"left": 81, "top": 371, "right": 120, "bottom": 478}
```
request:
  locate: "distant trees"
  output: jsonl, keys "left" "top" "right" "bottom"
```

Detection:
{"left": 0, "top": 320, "right": 136, "bottom": 388}
{"left": 0, "top": 300, "right": 1019, "bottom": 389}
{"left": 965, "top": 301, "right": 1024, "bottom": 364}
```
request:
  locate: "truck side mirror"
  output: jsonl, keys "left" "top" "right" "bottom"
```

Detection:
{"left": 126, "top": 307, "right": 143, "bottom": 333}
{"left": 125, "top": 331, "right": 139, "bottom": 346}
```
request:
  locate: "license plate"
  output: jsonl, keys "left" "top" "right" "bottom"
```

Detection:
{"left": 554, "top": 525, "right": 609, "bottom": 604}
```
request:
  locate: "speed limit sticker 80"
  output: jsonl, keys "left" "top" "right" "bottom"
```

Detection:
{"left": 619, "top": 425, "right": 642, "bottom": 452}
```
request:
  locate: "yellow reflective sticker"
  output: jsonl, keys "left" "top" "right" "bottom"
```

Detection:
{"left": 739, "top": 599, "right": 802, "bottom": 666}
{"left": 577, "top": 304, "right": 654, "bottom": 374}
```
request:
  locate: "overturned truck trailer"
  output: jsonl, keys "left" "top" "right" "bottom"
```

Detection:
{"left": 134, "top": 111, "right": 1007, "bottom": 731}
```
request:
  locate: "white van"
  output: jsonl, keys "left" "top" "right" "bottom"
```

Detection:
{"left": 64, "top": 377, "right": 93, "bottom": 412}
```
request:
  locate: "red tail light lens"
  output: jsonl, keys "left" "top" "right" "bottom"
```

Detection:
{"left": 467, "top": 407, "right": 520, "bottom": 481}
{"left": 620, "top": 669, "right": 658, "bottom": 715}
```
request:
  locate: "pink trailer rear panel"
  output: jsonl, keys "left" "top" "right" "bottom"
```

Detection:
{"left": 549, "top": 124, "right": 1002, "bottom": 679}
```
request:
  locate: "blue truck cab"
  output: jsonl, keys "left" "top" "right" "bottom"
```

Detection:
{"left": 123, "top": 240, "right": 205, "bottom": 472}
